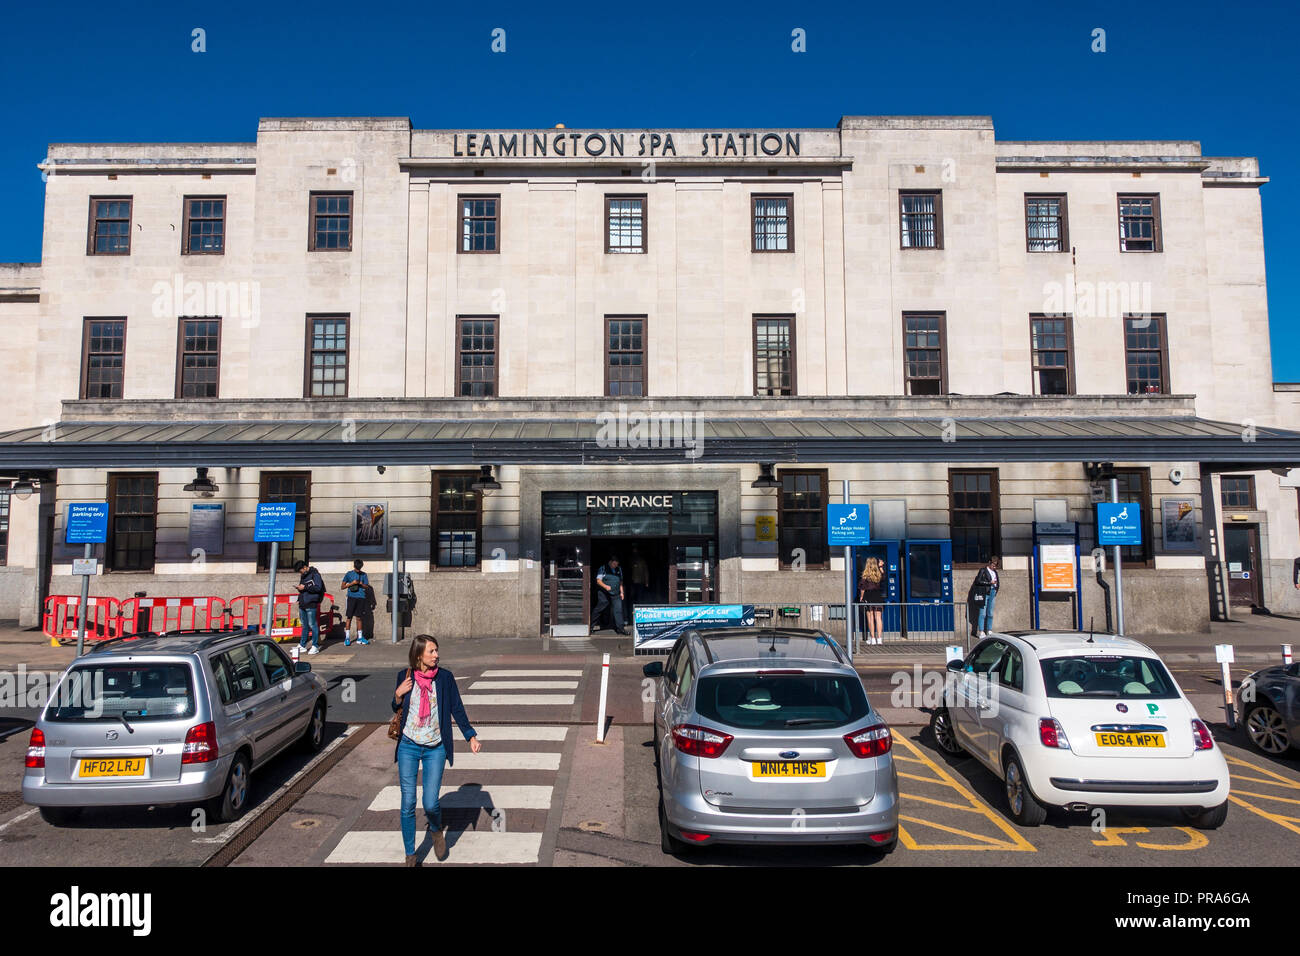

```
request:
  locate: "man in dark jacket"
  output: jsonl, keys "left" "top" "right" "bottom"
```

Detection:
{"left": 966, "top": 554, "right": 1000, "bottom": 638}
{"left": 591, "top": 556, "right": 628, "bottom": 635}
{"left": 293, "top": 559, "right": 326, "bottom": 655}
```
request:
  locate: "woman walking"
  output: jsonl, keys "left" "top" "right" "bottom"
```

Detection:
{"left": 858, "top": 556, "right": 886, "bottom": 646}
{"left": 392, "top": 634, "right": 481, "bottom": 866}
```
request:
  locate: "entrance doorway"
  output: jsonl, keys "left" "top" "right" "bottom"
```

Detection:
{"left": 591, "top": 538, "right": 670, "bottom": 627}
{"left": 1223, "top": 524, "right": 1263, "bottom": 608}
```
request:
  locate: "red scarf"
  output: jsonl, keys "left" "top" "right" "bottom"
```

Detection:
{"left": 413, "top": 667, "right": 439, "bottom": 726}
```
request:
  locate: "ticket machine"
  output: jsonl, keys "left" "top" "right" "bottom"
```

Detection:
{"left": 901, "top": 539, "right": 954, "bottom": 637}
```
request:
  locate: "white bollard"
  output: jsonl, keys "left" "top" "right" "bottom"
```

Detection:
{"left": 290, "top": 643, "right": 300, "bottom": 664}
{"left": 596, "top": 653, "right": 611, "bottom": 743}
{"left": 1284, "top": 644, "right": 1293, "bottom": 666}
{"left": 1215, "top": 644, "right": 1235, "bottom": 729}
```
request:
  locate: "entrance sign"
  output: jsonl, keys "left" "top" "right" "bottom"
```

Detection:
{"left": 633, "top": 604, "right": 754, "bottom": 651}
{"left": 827, "top": 504, "right": 871, "bottom": 546}
{"left": 254, "top": 502, "right": 298, "bottom": 542}
{"left": 65, "top": 503, "right": 110, "bottom": 544}
{"left": 585, "top": 493, "right": 673, "bottom": 511}
{"left": 1096, "top": 503, "right": 1142, "bottom": 546}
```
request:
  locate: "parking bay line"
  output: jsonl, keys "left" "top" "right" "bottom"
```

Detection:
{"left": 1225, "top": 755, "right": 1300, "bottom": 836}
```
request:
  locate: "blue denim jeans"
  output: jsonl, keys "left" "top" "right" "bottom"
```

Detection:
{"left": 977, "top": 590, "right": 997, "bottom": 633}
{"left": 397, "top": 736, "right": 447, "bottom": 855}
{"left": 298, "top": 605, "right": 320, "bottom": 649}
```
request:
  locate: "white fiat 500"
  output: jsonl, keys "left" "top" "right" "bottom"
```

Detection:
{"left": 929, "top": 632, "right": 1230, "bottom": 829}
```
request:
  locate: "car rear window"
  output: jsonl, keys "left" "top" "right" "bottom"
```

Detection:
{"left": 1040, "top": 655, "right": 1178, "bottom": 699}
{"left": 694, "top": 673, "right": 870, "bottom": 730}
{"left": 46, "top": 663, "right": 196, "bottom": 722}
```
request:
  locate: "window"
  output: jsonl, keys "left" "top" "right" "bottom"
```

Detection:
{"left": 903, "top": 313, "right": 947, "bottom": 395}
{"left": 432, "top": 472, "right": 482, "bottom": 568}
{"left": 0, "top": 489, "right": 9, "bottom": 566}
{"left": 752, "top": 194, "right": 793, "bottom": 252}
{"left": 900, "top": 191, "right": 942, "bottom": 249}
{"left": 1025, "top": 194, "right": 1068, "bottom": 252}
{"left": 209, "top": 657, "right": 234, "bottom": 706}
{"left": 221, "top": 646, "right": 266, "bottom": 702}
{"left": 257, "top": 472, "right": 310, "bottom": 571}
{"left": 1221, "top": 476, "right": 1256, "bottom": 510}
{"left": 1125, "top": 314, "right": 1169, "bottom": 394}
{"left": 81, "top": 318, "right": 127, "bottom": 399}
{"left": 605, "top": 316, "right": 646, "bottom": 397}
{"left": 754, "top": 315, "right": 795, "bottom": 396}
{"left": 605, "top": 195, "right": 646, "bottom": 253}
{"left": 182, "top": 196, "right": 225, "bottom": 254}
{"left": 305, "top": 315, "right": 348, "bottom": 397}
{"left": 999, "top": 646, "right": 1025, "bottom": 692}
{"left": 309, "top": 192, "right": 352, "bottom": 251}
{"left": 949, "top": 469, "right": 1000, "bottom": 566}
{"left": 88, "top": 198, "right": 131, "bottom": 255}
{"left": 456, "top": 316, "right": 497, "bottom": 397}
{"left": 107, "top": 473, "right": 157, "bottom": 572}
{"left": 176, "top": 318, "right": 221, "bottom": 398}
{"left": 1030, "top": 315, "right": 1073, "bottom": 395}
{"left": 778, "top": 469, "right": 828, "bottom": 569}
{"left": 1118, "top": 194, "right": 1161, "bottom": 252}
{"left": 459, "top": 195, "right": 499, "bottom": 253}
{"left": 1111, "top": 468, "right": 1153, "bottom": 564}
{"left": 254, "top": 642, "right": 294, "bottom": 684}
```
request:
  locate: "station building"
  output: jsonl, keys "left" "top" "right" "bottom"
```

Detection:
{"left": 1, "top": 115, "right": 1298, "bottom": 640}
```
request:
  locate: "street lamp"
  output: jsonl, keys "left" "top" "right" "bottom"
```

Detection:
{"left": 9, "top": 473, "right": 37, "bottom": 500}
{"left": 471, "top": 464, "right": 501, "bottom": 492}
{"left": 183, "top": 467, "right": 220, "bottom": 496}
{"left": 750, "top": 462, "right": 780, "bottom": 489}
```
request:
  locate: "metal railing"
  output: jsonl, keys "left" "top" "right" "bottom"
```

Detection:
{"left": 746, "top": 601, "right": 967, "bottom": 652}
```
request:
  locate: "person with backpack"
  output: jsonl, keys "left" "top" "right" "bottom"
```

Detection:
{"left": 858, "top": 555, "right": 886, "bottom": 645}
{"left": 591, "top": 556, "right": 628, "bottom": 635}
{"left": 966, "top": 554, "right": 1001, "bottom": 638}
{"left": 341, "top": 559, "right": 373, "bottom": 646}
{"left": 293, "top": 559, "right": 326, "bottom": 655}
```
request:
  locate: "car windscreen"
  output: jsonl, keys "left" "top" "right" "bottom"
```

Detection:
{"left": 694, "top": 673, "right": 870, "bottom": 730}
{"left": 45, "top": 663, "right": 196, "bottom": 722}
{"left": 1040, "top": 655, "right": 1179, "bottom": 699}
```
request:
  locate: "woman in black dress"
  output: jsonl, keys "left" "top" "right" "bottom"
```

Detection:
{"left": 858, "top": 556, "right": 886, "bottom": 645}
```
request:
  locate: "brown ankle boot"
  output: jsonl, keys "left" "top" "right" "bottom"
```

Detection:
{"left": 404, "top": 853, "right": 418, "bottom": 867}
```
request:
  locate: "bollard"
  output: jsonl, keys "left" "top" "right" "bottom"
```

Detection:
{"left": 290, "top": 643, "right": 300, "bottom": 664}
{"left": 1284, "top": 644, "right": 1293, "bottom": 666}
{"left": 1215, "top": 644, "right": 1235, "bottom": 730}
{"left": 595, "top": 653, "right": 611, "bottom": 743}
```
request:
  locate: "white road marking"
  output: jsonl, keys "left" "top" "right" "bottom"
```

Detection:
{"left": 472, "top": 726, "right": 569, "bottom": 741}
{"left": 481, "top": 670, "right": 583, "bottom": 678}
{"left": 326, "top": 830, "right": 542, "bottom": 864}
{"left": 0, "top": 807, "right": 39, "bottom": 834}
{"left": 470, "top": 680, "right": 579, "bottom": 690}
{"left": 460, "top": 694, "right": 574, "bottom": 706}
{"left": 368, "top": 785, "right": 554, "bottom": 812}
{"left": 448, "top": 751, "right": 561, "bottom": 771}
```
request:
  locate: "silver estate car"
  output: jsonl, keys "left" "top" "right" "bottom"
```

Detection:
{"left": 645, "top": 627, "right": 899, "bottom": 854}
{"left": 23, "top": 628, "right": 328, "bottom": 826}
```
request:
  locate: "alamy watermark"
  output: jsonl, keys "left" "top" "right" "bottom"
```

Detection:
{"left": 596, "top": 403, "right": 705, "bottom": 460}
{"left": 2, "top": 666, "right": 103, "bottom": 715}
{"left": 151, "top": 273, "right": 261, "bottom": 329}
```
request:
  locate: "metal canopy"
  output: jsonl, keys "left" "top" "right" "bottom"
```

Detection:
{"left": 0, "top": 415, "right": 1296, "bottom": 469}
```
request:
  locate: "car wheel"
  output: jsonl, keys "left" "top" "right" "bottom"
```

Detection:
{"left": 659, "top": 798, "right": 686, "bottom": 856}
{"left": 39, "top": 806, "right": 83, "bottom": 826}
{"left": 208, "top": 752, "right": 251, "bottom": 824}
{"left": 1183, "top": 802, "right": 1228, "bottom": 830}
{"left": 1243, "top": 703, "right": 1293, "bottom": 756}
{"left": 929, "top": 707, "right": 964, "bottom": 755}
{"left": 300, "top": 700, "right": 327, "bottom": 753}
{"left": 1003, "top": 754, "right": 1047, "bottom": 827}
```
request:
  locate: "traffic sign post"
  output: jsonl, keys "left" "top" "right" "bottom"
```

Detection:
{"left": 65, "top": 503, "right": 109, "bottom": 657}
{"left": 1097, "top": 498, "right": 1142, "bottom": 636}
{"left": 828, "top": 499, "right": 870, "bottom": 656}
{"left": 254, "top": 503, "right": 298, "bottom": 637}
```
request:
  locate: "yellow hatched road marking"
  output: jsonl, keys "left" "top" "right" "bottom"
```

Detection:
{"left": 1227, "top": 794, "right": 1300, "bottom": 836}
{"left": 1228, "top": 789, "right": 1300, "bottom": 806}
{"left": 901, "top": 793, "right": 984, "bottom": 814}
{"left": 897, "top": 771, "right": 946, "bottom": 785}
{"left": 892, "top": 754, "right": 927, "bottom": 765}
{"left": 1225, "top": 756, "right": 1300, "bottom": 789}
{"left": 1230, "top": 773, "right": 1298, "bottom": 788}
{"left": 897, "top": 815, "right": 1013, "bottom": 847}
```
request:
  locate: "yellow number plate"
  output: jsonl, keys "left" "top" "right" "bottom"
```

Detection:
{"left": 79, "top": 757, "right": 146, "bottom": 778}
{"left": 1095, "top": 732, "right": 1165, "bottom": 748}
{"left": 752, "top": 761, "right": 826, "bottom": 778}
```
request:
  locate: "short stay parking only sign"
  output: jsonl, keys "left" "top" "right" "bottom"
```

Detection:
{"left": 254, "top": 502, "right": 297, "bottom": 542}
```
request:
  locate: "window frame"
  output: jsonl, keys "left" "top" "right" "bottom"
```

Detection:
{"left": 86, "top": 196, "right": 132, "bottom": 256}
{"left": 303, "top": 314, "right": 350, "bottom": 398}
{"left": 948, "top": 468, "right": 1002, "bottom": 568}
{"left": 431, "top": 470, "right": 484, "bottom": 571}
{"left": 106, "top": 472, "right": 158, "bottom": 573}
{"left": 455, "top": 315, "right": 499, "bottom": 398}
{"left": 307, "top": 191, "right": 353, "bottom": 252}
{"left": 1220, "top": 475, "right": 1257, "bottom": 511}
{"left": 604, "top": 194, "right": 647, "bottom": 254}
{"left": 902, "top": 311, "right": 948, "bottom": 395}
{"left": 256, "top": 471, "right": 311, "bottom": 572}
{"left": 899, "top": 190, "right": 944, "bottom": 250}
{"left": 458, "top": 194, "right": 501, "bottom": 255}
{"left": 1117, "top": 193, "right": 1162, "bottom": 253}
{"left": 753, "top": 314, "right": 797, "bottom": 396}
{"left": 174, "top": 316, "right": 222, "bottom": 399}
{"left": 1024, "top": 193, "right": 1069, "bottom": 253}
{"left": 1124, "top": 313, "right": 1170, "bottom": 395}
{"left": 80, "top": 317, "right": 128, "bottom": 400}
{"left": 777, "top": 467, "right": 829, "bottom": 571}
{"left": 181, "top": 195, "right": 227, "bottom": 255}
{"left": 604, "top": 315, "right": 647, "bottom": 397}
{"left": 751, "top": 193, "right": 795, "bottom": 253}
{"left": 1029, "top": 313, "right": 1075, "bottom": 396}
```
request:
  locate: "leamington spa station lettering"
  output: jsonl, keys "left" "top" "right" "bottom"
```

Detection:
{"left": 452, "top": 131, "right": 801, "bottom": 159}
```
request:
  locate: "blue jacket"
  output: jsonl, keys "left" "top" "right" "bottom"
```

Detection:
{"left": 391, "top": 668, "right": 476, "bottom": 765}
{"left": 298, "top": 568, "right": 326, "bottom": 608}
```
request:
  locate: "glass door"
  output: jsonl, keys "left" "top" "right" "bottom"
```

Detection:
{"left": 542, "top": 537, "right": 589, "bottom": 628}
{"left": 670, "top": 538, "right": 716, "bottom": 604}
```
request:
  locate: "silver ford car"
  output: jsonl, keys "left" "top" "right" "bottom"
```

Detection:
{"left": 645, "top": 627, "right": 898, "bottom": 854}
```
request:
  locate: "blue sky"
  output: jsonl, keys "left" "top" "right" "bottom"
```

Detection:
{"left": 2, "top": 0, "right": 1295, "bottom": 378}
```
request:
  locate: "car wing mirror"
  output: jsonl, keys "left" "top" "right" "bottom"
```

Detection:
{"left": 295, "top": 662, "right": 312, "bottom": 674}
{"left": 946, "top": 659, "right": 965, "bottom": 672}
{"left": 642, "top": 661, "right": 664, "bottom": 678}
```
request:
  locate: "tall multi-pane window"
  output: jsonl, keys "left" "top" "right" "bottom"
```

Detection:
{"left": 309, "top": 193, "right": 352, "bottom": 250}
{"left": 107, "top": 473, "right": 158, "bottom": 572}
{"left": 778, "top": 469, "right": 828, "bottom": 569}
{"left": 433, "top": 472, "right": 481, "bottom": 568}
{"left": 1030, "top": 315, "right": 1073, "bottom": 395}
{"left": 950, "top": 470, "right": 1000, "bottom": 565}
{"left": 1220, "top": 476, "right": 1256, "bottom": 510}
{"left": 1118, "top": 194, "right": 1161, "bottom": 252}
{"left": 459, "top": 196, "right": 499, "bottom": 253}
{"left": 752, "top": 195, "right": 793, "bottom": 252}
{"left": 257, "top": 472, "right": 310, "bottom": 571}
{"left": 176, "top": 318, "right": 221, "bottom": 398}
{"left": 81, "top": 318, "right": 127, "bottom": 399}
{"left": 1112, "top": 469, "right": 1153, "bottom": 564}
{"left": 900, "top": 191, "right": 942, "bottom": 249}
{"left": 182, "top": 197, "right": 226, "bottom": 254}
{"left": 0, "top": 489, "right": 9, "bottom": 566}
{"left": 305, "top": 316, "right": 348, "bottom": 397}
{"left": 605, "top": 196, "right": 646, "bottom": 253}
{"left": 456, "top": 316, "right": 497, "bottom": 397}
{"left": 605, "top": 316, "right": 646, "bottom": 397}
{"left": 754, "top": 315, "right": 795, "bottom": 396}
{"left": 1125, "top": 314, "right": 1168, "bottom": 394}
{"left": 903, "top": 313, "right": 947, "bottom": 395}
{"left": 1025, "top": 194, "right": 1068, "bottom": 252}
{"left": 88, "top": 198, "right": 131, "bottom": 255}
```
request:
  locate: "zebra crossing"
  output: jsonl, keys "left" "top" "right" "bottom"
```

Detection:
{"left": 324, "top": 667, "right": 583, "bottom": 865}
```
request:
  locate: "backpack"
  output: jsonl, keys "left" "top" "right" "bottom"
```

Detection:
{"left": 363, "top": 583, "right": 378, "bottom": 612}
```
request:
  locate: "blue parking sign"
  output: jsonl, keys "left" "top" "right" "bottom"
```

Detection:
{"left": 254, "top": 502, "right": 298, "bottom": 542}
{"left": 1096, "top": 502, "right": 1142, "bottom": 546}
{"left": 827, "top": 504, "right": 871, "bottom": 546}
{"left": 65, "top": 503, "right": 110, "bottom": 544}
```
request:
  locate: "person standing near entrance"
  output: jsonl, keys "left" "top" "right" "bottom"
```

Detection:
{"left": 967, "top": 554, "right": 1000, "bottom": 638}
{"left": 293, "top": 559, "right": 325, "bottom": 655}
{"left": 592, "top": 556, "right": 628, "bottom": 635}
{"left": 858, "top": 556, "right": 886, "bottom": 646}
{"left": 340, "top": 559, "right": 372, "bottom": 647}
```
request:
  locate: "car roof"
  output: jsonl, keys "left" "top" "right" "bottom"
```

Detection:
{"left": 996, "top": 630, "right": 1158, "bottom": 658}
{"left": 84, "top": 628, "right": 262, "bottom": 658}
{"left": 691, "top": 627, "right": 848, "bottom": 667}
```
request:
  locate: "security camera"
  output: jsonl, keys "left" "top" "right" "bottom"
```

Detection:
{"left": 1169, "top": 467, "right": 1183, "bottom": 485}
{"left": 377, "top": 465, "right": 386, "bottom": 475}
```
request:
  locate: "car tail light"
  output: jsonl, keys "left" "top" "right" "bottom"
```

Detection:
{"left": 1039, "top": 718, "right": 1070, "bottom": 749}
{"left": 867, "top": 830, "right": 894, "bottom": 844}
{"left": 844, "top": 724, "right": 892, "bottom": 758}
{"left": 678, "top": 831, "right": 711, "bottom": 843}
{"left": 25, "top": 728, "right": 45, "bottom": 769}
{"left": 1191, "top": 719, "right": 1214, "bottom": 751}
{"left": 671, "top": 724, "right": 733, "bottom": 758}
{"left": 182, "top": 721, "right": 219, "bottom": 764}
